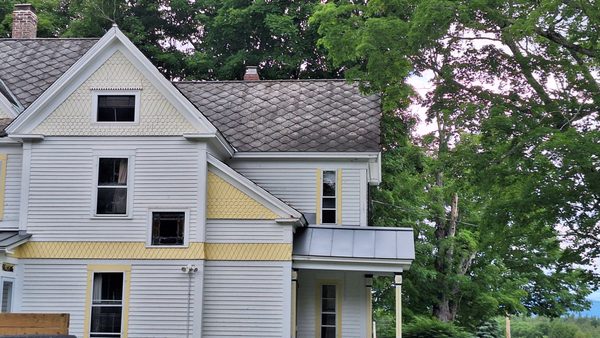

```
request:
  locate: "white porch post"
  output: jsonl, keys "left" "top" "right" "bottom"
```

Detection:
{"left": 365, "top": 274, "right": 373, "bottom": 338}
{"left": 291, "top": 269, "right": 298, "bottom": 338}
{"left": 395, "top": 273, "right": 403, "bottom": 338}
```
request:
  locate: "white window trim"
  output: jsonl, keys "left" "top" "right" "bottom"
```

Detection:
{"left": 91, "top": 90, "right": 141, "bottom": 125}
{"left": 321, "top": 169, "right": 338, "bottom": 225}
{"left": 0, "top": 276, "right": 15, "bottom": 313}
{"left": 146, "top": 209, "right": 190, "bottom": 248}
{"left": 91, "top": 153, "right": 135, "bottom": 219}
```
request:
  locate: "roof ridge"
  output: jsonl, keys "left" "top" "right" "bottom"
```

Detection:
{"left": 174, "top": 79, "right": 348, "bottom": 84}
{"left": 0, "top": 38, "right": 100, "bottom": 41}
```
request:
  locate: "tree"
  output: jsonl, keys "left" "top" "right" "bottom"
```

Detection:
{"left": 312, "top": 0, "right": 599, "bottom": 326}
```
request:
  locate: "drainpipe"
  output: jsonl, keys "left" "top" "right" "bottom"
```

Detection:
{"left": 395, "top": 273, "right": 403, "bottom": 338}
{"left": 181, "top": 264, "right": 198, "bottom": 338}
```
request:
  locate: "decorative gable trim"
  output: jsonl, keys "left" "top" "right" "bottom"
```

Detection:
{"left": 207, "top": 154, "right": 304, "bottom": 223}
{"left": 5, "top": 26, "right": 228, "bottom": 150}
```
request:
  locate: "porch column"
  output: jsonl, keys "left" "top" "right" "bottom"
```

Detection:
{"left": 365, "top": 274, "right": 373, "bottom": 338}
{"left": 291, "top": 269, "right": 298, "bottom": 338}
{"left": 395, "top": 273, "right": 403, "bottom": 338}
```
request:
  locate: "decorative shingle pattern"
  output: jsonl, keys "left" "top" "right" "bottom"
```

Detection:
{"left": 174, "top": 80, "right": 381, "bottom": 152}
{"left": 0, "top": 38, "right": 98, "bottom": 108}
{"left": 0, "top": 118, "right": 11, "bottom": 137}
{"left": 33, "top": 51, "right": 198, "bottom": 136}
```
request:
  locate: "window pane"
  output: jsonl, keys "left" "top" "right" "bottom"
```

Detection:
{"left": 91, "top": 306, "right": 122, "bottom": 334}
{"left": 321, "top": 326, "right": 336, "bottom": 338}
{"left": 322, "top": 313, "right": 336, "bottom": 326}
{"left": 323, "top": 171, "right": 336, "bottom": 196}
{"left": 97, "top": 188, "right": 127, "bottom": 214}
{"left": 322, "top": 198, "right": 336, "bottom": 209}
{"left": 1, "top": 281, "right": 13, "bottom": 312}
{"left": 322, "top": 285, "right": 336, "bottom": 298}
{"left": 98, "top": 158, "right": 128, "bottom": 186}
{"left": 97, "top": 95, "right": 135, "bottom": 122}
{"left": 93, "top": 273, "right": 123, "bottom": 303}
{"left": 152, "top": 212, "right": 185, "bottom": 245}
{"left": 322, "top": 210, "right": 336, "bottom": 224}
{"left": 322, "top": 298, "right": 336, "bottom": 313}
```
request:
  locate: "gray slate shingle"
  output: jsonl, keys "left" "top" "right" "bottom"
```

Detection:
{"left": 175, "top": 80, "right": 381, "bottom": 152}
{"left": 0, "top": 39, "right": 98, "bottom": 108}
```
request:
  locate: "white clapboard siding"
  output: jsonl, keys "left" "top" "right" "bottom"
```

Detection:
{"left": 26, "top": 137, "right": 201, "bottom": 242}
{"left": 129, "top": 263, "right": 198, "bottom": 338}
{"left": 1, "top": 147, "right": 22, "bottom": 229}
{"left": 231, "top": 163, "right": 364, "bottom": 225}
{"left": 206, "top": 220, "right": 291, "bottom": 243}
{"left": 341, "top": 169, "right": 362, "bottom": 225}
{"left": 202, "top": 261, "right": 289, "bottom": 337}
{"left": 230, "top": 167, "right": 317, "bottom": 214}
{"left": 20, "top": 262, "right": 88, "bottom": 336}
{"left": 296, "top": 270, "right": 367, "bottom": 338}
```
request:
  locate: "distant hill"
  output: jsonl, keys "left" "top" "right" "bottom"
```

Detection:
{"left": 572, "top": 300, "right": 600, "bottom": 318}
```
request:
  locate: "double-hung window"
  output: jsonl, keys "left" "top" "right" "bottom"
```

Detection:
{"left": 90, "top": 272, "right": 124, "bottom": 338}
{"left": 320, "top": 284, "right": 338, "bottom": 338}
{"left": 96, "top": 158, "right": 129, "bottom": 216}
{"left": 321, "top": 170, "right": 337, "bottom": 224}
{"left": 0, "top": 277, "right": 14, "bottom": 313}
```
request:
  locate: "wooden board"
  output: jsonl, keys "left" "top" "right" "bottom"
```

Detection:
{"left": 0, "top": 313, "right": 69, "bottom": 335}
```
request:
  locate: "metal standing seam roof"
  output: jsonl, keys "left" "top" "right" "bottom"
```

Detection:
{"left": 293, "top": 226, "right": 415, "bottom": 261}
{"left": 0, "top": 39, "right": 382, "bottom": 153}
{"left": 0, "top": 231, "right": 31, "bottom": 252}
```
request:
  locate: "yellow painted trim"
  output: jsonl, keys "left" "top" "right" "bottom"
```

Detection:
{"left": 367, "top": 285, "right": 373, "bottom": 338}
{"left": 14, "top": 242, "right": 205, "bottom": 260}
{"left": 13, "top": 241, "right": 292, "bottom": 261}
{"left": 205, "top": 243, "right": 291, "bottom": 261}
{"left": 84, "top": 264, "right": 131, "bottom": 338}
{"left": 316, "top": 169, "right": 322, "bottom": 225}
{"left": 0, "top": 154, "right": 7, "bottom": 220}
{"left": 315, "top": 280, "right": 343, "bottom": 338}
{"left": 207, "top": 171, "right": 278, "bottom": 219}
{"left": 336, "top": 169, "right": 342, "bottom": 225}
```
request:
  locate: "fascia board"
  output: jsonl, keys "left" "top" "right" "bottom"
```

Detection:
{"left": 207, "top": 153, "right": 303, "bottom": 220}
{"left": 292, "top": 256, "right": 411, "bottom": 273}
{"left": 233, "top": 152, "right": 380, "bottom": 160}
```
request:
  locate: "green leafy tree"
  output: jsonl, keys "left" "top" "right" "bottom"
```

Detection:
{"left": 312, "top": 0, "right": 599, "bottom": 326}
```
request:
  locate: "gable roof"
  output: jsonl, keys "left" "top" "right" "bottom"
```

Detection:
{"left": 0, "top": 38, "right": 98, "bottom": 108}
{"left": 175, "top": 80, "right": 381, "bottom": 152}
{"left": 0, "top": 34, "right": 381, "bottom": 153}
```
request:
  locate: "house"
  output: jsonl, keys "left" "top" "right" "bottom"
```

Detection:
{"left": 0, "top": 4, "right": 415, "bottom": 338}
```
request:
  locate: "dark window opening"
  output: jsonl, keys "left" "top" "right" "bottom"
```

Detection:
{"left": 321, "top": 284, "right": 337, "bottom": 338}
{"left": 321, "top": 170, "right": 337, "bottom": 224}
{"left": 90, "top": 272, "right": 123, "bottom": 338}
{"left": 152, "top": 212, "right": 185, "bottom": 246}
{"left": 97, "top": 158, "right": 128, "bottom": 215}
{"left": 97, "top": 95, "right": 136, "bottom": 122}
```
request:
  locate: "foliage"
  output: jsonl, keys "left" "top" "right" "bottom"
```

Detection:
{"left": 403, "top": 316, "right": 474, "bottom": 338}
{"left": 313, "top": 0, "right": 599, "bottom": 328}
{"left": 510, "top": 316, "right": 600, "bottom": 338}
{"left": 476, "top": 319, "right": 501, "bottom": 338}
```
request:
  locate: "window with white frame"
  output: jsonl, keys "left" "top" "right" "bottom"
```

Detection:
{"left": 93, "top": 91, "right": 140, "bottom": 123}
{"left": 96, "top": 158, "right": 129, "bottom": 215}
{"left": 0, "top": 277, "right": 14, "bottom": 313}
{"left": 321, "top": 170, "right": 337, "bottom": 224}
{"left": 320, "top": 284, "right": 337, "bottom": 338}
{"left": 90, "top": 272, "right": 124, "bottom": 338}
{"left": 150, "top": 211, "right": 186, "bottom": 246}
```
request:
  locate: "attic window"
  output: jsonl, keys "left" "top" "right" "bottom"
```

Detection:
{"left": 97, "top": 95, "right": 136, "bottom": 122}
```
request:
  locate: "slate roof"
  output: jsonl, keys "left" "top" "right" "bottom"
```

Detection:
{"left": 175, "top": 80, "right": 381, "bottom": 152}
{"left": 0, "top": 118, "right": 12, "bottom": 137}
{"left": 0, "top": 39, "right": 381, "bottom": 152}
{"left": 0, "top": 39, "right": 98, "bottom": 108}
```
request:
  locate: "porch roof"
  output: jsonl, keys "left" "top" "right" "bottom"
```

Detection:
{"left": 292, "top": 226, "right": 414, "bottom": 273}
{"left": 0, "top": 231, "right": 31, "bottom": 253}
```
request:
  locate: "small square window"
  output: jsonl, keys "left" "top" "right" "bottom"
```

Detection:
{"left": 97, "top": 95, "right": 136, "bottom": 122}
{"left": 151, "top": 212, "right": 186, "bottom": 246}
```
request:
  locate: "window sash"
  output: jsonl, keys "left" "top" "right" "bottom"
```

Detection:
{"left": 96, "top": 158, "right": 129, "bottom": 216}
{"left": 321, "top": 170, "right": 337, "bottom": 224}
{"left": 151, "top": 211, "right": 186, "bottom": 246}
{"left": 97, "top": 95, "right": 136, "bottom": 122}
{"left": 320, "top": 284, "right": 337, "bottom": 338}
{"left": 0, "top": 278, "right": 13, "bottom": 313}
{"left": 90, "top": 273, "right": 123, "bottom": 338}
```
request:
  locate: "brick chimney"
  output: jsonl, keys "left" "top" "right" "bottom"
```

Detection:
{"left": 12, "top": 4, "right": 37, "bottom": 39}
{"left": 243, "top": 66, "right": 260, "bottom": 81}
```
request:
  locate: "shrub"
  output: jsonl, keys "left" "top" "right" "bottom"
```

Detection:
{"left": 404, "top": 316, "right": 474, "bottom": 338}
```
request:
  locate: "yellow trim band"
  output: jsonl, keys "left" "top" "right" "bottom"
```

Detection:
{"left": 13, "top": 242, "right": 292, "bottom": 261}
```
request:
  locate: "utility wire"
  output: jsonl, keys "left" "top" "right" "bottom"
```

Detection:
{"left": 371, "top": 200, "right": 481, "bottom": 227}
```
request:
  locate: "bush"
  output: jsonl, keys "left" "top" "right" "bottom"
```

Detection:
{"left": 403, "top": 316, "right": 474, "bottom": 338}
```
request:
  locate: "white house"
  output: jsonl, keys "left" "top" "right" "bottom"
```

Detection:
{"left": 0, "top": 5, "right": 414, "bottom": 338}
